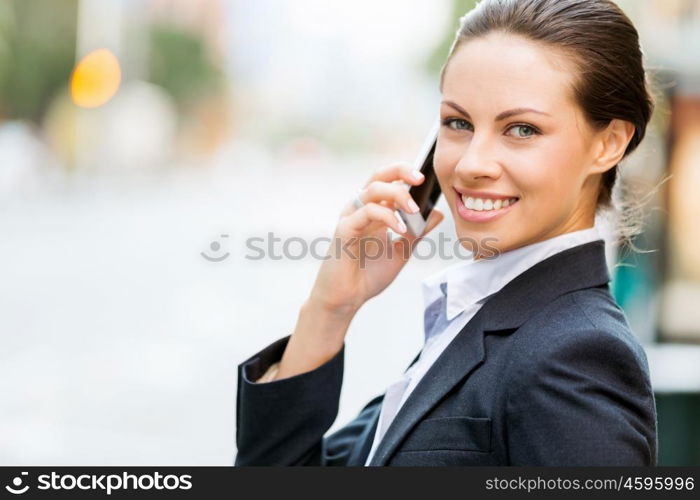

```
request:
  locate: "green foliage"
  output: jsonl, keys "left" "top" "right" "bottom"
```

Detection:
{"left": 148, "top": 23, "right": 225, "bottom": 110}
{"left": 0, "top": 0, "right": 78, "bottom": 123}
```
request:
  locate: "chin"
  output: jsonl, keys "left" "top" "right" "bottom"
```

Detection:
{"left": 455, "top": 220, "right": 525, "bottom": 258}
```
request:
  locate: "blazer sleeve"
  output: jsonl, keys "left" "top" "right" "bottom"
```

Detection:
{"left": 505, "top": 330, "right": 658, "bottom": 466}
{"left": 234, "top": 334, "right": 382, "bottom": 466}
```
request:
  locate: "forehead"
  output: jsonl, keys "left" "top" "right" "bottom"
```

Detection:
{"left": 442, "top": 32, "right": 578, "bottom": 111}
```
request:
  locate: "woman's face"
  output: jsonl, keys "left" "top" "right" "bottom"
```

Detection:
{"left": 435, "top": 32, "right": 604, "bottom": 258}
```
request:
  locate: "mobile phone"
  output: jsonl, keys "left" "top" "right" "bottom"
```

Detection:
{"left": 396, "top": 119, "right": 441, "bottom": 237}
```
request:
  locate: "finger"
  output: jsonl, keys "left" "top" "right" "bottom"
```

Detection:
{"left": 340, "top": 202, "right": 407, "bottom": 236}
{"left": 363, "top": 162, "right": 425, "bottom": 189}
{"left": 359, "top": 181, "right": 421, "bottom": 215}
{"left": 339, "top": 193, "right": 394, "bottom": 218}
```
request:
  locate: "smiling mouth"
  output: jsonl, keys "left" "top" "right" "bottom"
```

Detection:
{"left": 459, "top": 193, "right": 520, "bottom": 212}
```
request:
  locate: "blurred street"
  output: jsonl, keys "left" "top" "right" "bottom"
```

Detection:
{"left": 0, "top": 145, "right": 457, "bottom": 464}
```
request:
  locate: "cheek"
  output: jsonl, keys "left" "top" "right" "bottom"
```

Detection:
{"left": 433, "top": 141, "right": 459, "bottom": 171}
{"left": 510, "top": 139, "right": 585, "bottom": 204}
{"left": 433, "top": 145, "right": 459, "bottom": 190}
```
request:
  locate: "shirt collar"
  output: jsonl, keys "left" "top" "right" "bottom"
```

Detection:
{"left": 421, "top": 224, "right": 604, "bottom": 321}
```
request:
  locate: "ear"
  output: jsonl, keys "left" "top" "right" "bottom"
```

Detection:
{"left": 589, "top": 119, "right": 636, "bottom": 174}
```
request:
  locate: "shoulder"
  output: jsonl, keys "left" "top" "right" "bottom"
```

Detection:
{"left": 513, "top": 285, "right": 647, "bottom": 359}
{"left": 500, "top": 287, "right": 657, "bottom": 465}
{"left": 505, "top": 286, "right": 652, "bottom": 391}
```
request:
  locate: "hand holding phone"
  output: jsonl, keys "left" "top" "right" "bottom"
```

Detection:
{"left": 273, "top": 119, "right": 445, "bottom": 382}
{"left": 396, "top": 118, "right": 442, "bottom": 237}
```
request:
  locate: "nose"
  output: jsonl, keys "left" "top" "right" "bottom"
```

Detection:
{"left": 454, "top": 132, "right": 502, "bottom": 181}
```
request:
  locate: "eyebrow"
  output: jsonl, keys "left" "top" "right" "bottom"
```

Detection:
{"left": 442, "top": 100, "right": 551, "bottom": 121}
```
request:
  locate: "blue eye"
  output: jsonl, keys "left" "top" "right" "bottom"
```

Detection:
{"left": 507, "top": 124, "right": 538, "bottom": 138}
{"left": 441, "top": 118, "right": 473, "bottom": 132}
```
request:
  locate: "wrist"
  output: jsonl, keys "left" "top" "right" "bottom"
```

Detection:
{"left": 303, "top": 294, "right": 360, "bottom": 323}
{"left": 274, "top": 298, "right": 355, "bottom": 380}
{"left": 295, "top": 297, "right": 355, "bottom": 352}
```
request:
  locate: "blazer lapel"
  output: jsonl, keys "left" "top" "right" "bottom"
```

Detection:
{"left": 347, "top": 404, "right": 380, "bottom": 466}
{"left": 367, "top": 239, "right": 611, "bottom": 466}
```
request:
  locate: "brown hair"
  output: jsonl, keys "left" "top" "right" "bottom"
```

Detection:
{"left": 439, "top": 0, "right": 655, "bottom": 240}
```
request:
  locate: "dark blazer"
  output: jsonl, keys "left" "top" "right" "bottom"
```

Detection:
{"left": 234, "top": 240, "right": 658, "bottom": 466}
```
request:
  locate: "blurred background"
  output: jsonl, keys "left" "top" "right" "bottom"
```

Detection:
{"left": 0, "top": 0, "right": 698, "bottom": 465}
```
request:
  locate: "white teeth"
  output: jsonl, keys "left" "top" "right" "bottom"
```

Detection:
{"left": 461, "top": 194, "right": 518, "bottom": 211}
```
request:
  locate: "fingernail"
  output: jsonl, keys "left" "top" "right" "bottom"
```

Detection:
{"left": 395, "top": 211, "right": 408, "bottom": 233}
{"left": 407, "top": 199, "right": 420, "bottom": 213}
{"left": 412, "top": 170, "right": 424, "bottom": 181}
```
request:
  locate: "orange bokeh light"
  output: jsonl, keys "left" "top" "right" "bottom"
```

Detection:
{"left": 70, "top": 49, "right": 122, "bottom": 108}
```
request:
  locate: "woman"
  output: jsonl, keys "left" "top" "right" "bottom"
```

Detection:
{"left": 234, "top": 0, "right": 658, "bottom": 466}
